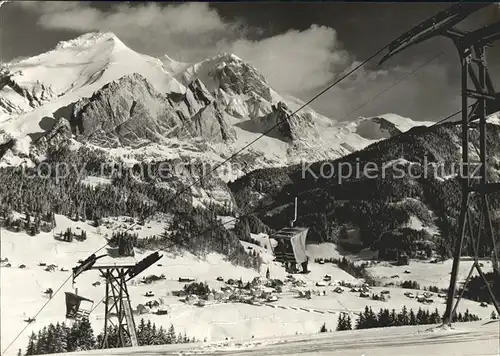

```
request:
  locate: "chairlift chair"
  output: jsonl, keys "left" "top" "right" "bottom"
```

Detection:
{"left": 268, "top": 197, "right": 310, "bottom": 273}
{"left": 269, "top": 226, "right": 310, "bottom": 273}
{"left": 65, "top": 292, "right": 94, "bottom": 322}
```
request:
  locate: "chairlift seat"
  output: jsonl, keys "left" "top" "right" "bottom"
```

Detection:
{"left": 65, "top": 292, "right": 94, "bottom": 320}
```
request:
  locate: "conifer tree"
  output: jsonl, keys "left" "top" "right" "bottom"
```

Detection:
{"left": 77, "top": 318, "right": 95, "bottom": 350}
{"left": 157, "top": 326, "right": 167, "bottom": 345}
{"left": 149, "top": 323, "right": 157, "bottom": 346}
{"left": 52, "top": 322, "right": 67, "bottom": 353}
{"left": 430, "top": 308, "right": 441, "bottom": 324}
{"left": 389, "top": 309, "right": 398, "bottom": 327}
{"left": 398, "top": 305, "right": 409, "bottom": 326}
{"left": 409, "top": 309, "right": 417, "bottom": 325}
{"left": 336, "top": 314, "right": 345, "bottom": 331}
{"left": 35, "top": 328, "right": 47, "bottom": 355}
{"left": 356, "top": 310, "right": 366, "bottom": 329}
{"left": 25, "top": 332, "right": 36, "bottom": 356}
{"left": 167, "top": 324, "right": 176, "bottom": 344}
{"left": 377, "top": 308, "right": 391, "bottom": 327}
{"left": 345, "top": 315, "right": 352, "bottom": 330}
{"left": 137, "top": 318, "right": 147, "bottom": 345}
{"left": 320, "top": 323, "right": 328, "bottom": 332}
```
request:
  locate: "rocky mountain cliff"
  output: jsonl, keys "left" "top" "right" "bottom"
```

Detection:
{"left": 69, "top": 74, "right": 235, "bottom": 148}
{"left": 0, "top": 32, "right": 439, "bottom": 212}
{"left": 0, "top": 32, "right": 433, "bottom": 174}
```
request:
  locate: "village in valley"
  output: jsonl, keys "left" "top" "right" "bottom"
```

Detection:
{"left": 0, "top": 210, "right": 496, "bottom": 355}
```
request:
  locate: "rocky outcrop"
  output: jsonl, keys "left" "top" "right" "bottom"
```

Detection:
{"left": 70, "top": 74, "right": 235, "bottom": 148}
{"left": 255, "top": 101, "right": 316, "bottom": 142}
{"left": 0, "top": 67, "right": 56, "bottom": 117}
{"left": 209, "top": 54, "right": 272, "bottom": 102}
{"left": 30, "top": 118, "right": 73, "bottom": 160}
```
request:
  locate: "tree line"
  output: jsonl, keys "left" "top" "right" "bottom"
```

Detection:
{"left": 330, "top": 305, "right": 481, "bottom": 332}
{"left": 0, "top": 144, "right": 262, "bottom": 270}
{"left": 24, "top": 318, "right": 195, "bottom": 355}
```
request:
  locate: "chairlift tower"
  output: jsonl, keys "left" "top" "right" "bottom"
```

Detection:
{"left": 379, "top": 3, "right": 500, "bottom": 324}
{"left": 71, "top": 251, "right": 163, "bottom": 348}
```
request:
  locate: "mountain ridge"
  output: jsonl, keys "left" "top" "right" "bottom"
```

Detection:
{"left": 0, "top": 31, "right": 435, "bottom": 182}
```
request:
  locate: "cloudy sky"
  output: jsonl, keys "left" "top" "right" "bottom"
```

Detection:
{"left": 1, "top": 1, "right": 499, "bottom": 122}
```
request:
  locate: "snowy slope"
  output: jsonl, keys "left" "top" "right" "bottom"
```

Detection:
{"left": 1, "top": 216, "right": 496, "bottom": 355}
{"left": 0, "top": 32, "right": 432, "bottom": 178}
{"left": 0, "top": 33, "right": 185, "bottom": 150}
{"left": 354, "top": 113, "right": 434, "bottom": 140}
{"left": 51, "top": 320, "right": 500, "bottom": 356}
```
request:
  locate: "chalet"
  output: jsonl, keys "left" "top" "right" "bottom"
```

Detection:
{"left": 136, "top": 304, "right": 149, "bottom": 315}
{"left": 179, "top": 277, "right": 195, "bottom": 283}
{"left": 397, "top": 254, "right": 409, "bottom": 266}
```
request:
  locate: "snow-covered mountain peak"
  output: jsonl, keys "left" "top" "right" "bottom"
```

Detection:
{"left": 179, "top": 52, "right": 270, "bottom": 101}
{"left": 0, "top": 32, "right": 443, "bottom": 178}
{"left": 0, "top": 32, "right": 185, "bottom": 127}
{"left": 11, "top": 32, "right": 128, "bottom": 71}
{"left": 354, "top": 114, "right": 434, "bottom": 140}
{"left": 53, "top": 32, "right": 125, "bottom": 52}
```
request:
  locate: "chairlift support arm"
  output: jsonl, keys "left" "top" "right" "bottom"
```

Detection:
{"left": 379, "top": 4, "right": 489, "bottom": 65}
{"left": 377, "top": 3, "right": 500, "bottom": 325}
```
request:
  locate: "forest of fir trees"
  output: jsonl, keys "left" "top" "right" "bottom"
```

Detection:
{"left": 323, "top": 305, "right": 485, "bottom": 333}
{"left": 23, "top": 318, "right": 196, "bottom": 355}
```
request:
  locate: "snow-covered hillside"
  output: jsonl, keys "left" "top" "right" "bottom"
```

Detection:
{"left": 354, "top": 114, "right": 435, "bottom": 140}
{"left": 0, "top": 32, "right": 432, "bottom": 178}
{"left": 1, "top": 216, "right": 496, "bottom": 356}
{"left": 54, "top": 319, "right": 500, "bottom": 356}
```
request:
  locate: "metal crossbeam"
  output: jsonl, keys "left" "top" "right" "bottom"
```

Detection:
{"left": 379, "top": 4, "right": 488, "bottom": 64}
{"left": 376, "top": 3, "right": 500, "bottom": 327}
{"left": 71, "top": 251, "right": 162, "bottom": 349}
{"left": 462, "top": 21, "right": 500, "bottom": 47}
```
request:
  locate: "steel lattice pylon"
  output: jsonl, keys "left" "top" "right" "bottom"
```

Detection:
{"left": 100, "top": 268, "right": 139, "bottom": 348}
{"left": 379, "top": 4, "right": 500, "bottom": 325}
{"left": 442, "top": 32, "right": 500, "bottom": 325}
{"left": 71, "top": 251, "right": 162, "bottom": 349}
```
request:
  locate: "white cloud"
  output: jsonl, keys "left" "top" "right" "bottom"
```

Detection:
{"left": 226, "top": 25, "right": 349, "bottom": 95}
{"left": 17, "top": 2, "right": 353, "bottom": 94}
{"left": 14, "top": 1, "right": 455, "bottom": 122}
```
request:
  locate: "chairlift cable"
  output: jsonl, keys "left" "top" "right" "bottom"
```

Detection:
{"left": 341, "top": 50, "right": 445, "bottom": 121}
{"left": 1, "top": 274, "right": 73, "bottom": 355}
{"left": 111, "top": 37, "right": 400, "bottom": 239}
{"left": 1, "top": 11, "right": 473, "bottom": 354}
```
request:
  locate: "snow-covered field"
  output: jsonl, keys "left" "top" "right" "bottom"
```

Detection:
{"left": 43, "top": 320, "right": 500, "bottom": 356}
{"left": 366, "top": 259, "right": 493, "bottom": 289}
{"left": 1, "top": 215, "right": 497, "bottom": 355}
{"left": 306, "top": 241, "right": 494, "bottom": 289}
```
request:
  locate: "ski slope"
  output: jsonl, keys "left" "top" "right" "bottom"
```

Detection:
{"left": 45, "top": 320, "right": 500, "bottom": 356}
{"left": 1, "top": 215, "right": 497, "bottom": 355}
